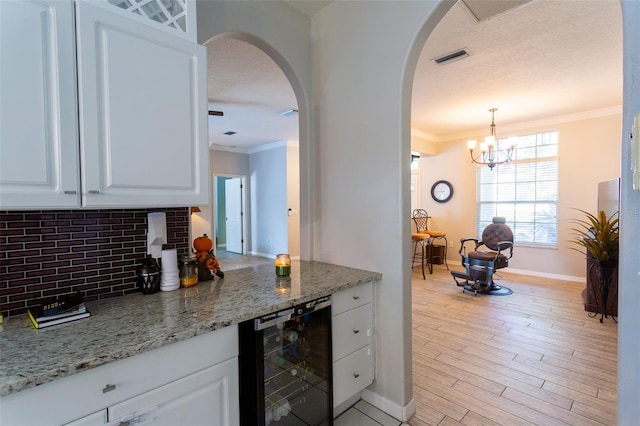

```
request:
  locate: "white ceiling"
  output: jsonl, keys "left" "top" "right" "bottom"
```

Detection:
{"left": 205, "top": 0, "right": 622, "bottom": 152}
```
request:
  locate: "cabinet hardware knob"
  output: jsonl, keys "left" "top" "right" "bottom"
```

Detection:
{"left": 353, "top": 329, "right": 360, "bottom": 334}
{"left": 353, "top": 296, "right": 360, "bottom": 300}
{"left": 88, "top": 190, "right": 100, "bottom": 194}
{"left": 64, "top": 190, "right": 77, "bottom": 194}
{"left": 353, "top": 373, "right": 360, "bottom": 379}
{"left": 102, "top": 383, "right": 116, "bottom": 393}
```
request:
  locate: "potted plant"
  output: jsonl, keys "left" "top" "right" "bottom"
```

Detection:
{"left": 570, "top": 209, "right": 619, "bottom": 322}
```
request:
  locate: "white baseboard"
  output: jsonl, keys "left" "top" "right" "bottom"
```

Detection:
{"left": 447, "top": 260, "right": 584, "bottom": 283}
{"left": 361, "top": 389, "right": 416, "bottom": 422}
{"left": 249, "top": 251, "right": 275, "bottom": 259}
{"left": 503, "top": 267, "right": 584, "bottom": 283}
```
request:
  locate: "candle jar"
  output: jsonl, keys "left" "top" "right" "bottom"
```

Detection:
{"left": 180, "top": 255, "right": 198, "bottom": 287}
{"left": 275, "top": 254, "right": 291, "bottom": 277}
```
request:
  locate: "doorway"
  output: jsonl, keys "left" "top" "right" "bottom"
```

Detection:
{"left": 214, "top": 174, "right": 247, "bottom": 255}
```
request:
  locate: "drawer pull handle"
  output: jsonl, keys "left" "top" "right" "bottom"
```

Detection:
{"left": 103, "top": 384, "right": 116, "bottom": 393}
{"left": 352, "top": 295, "right": 360, "bottom": 300}
{"left": 353, "top": 329, "right": 360, "bottom": 334}
{"left": 88, "top": 190, "right": 100, "bottom": 194}
{"left": 64, "top": 190, "right": 77, "bottom": 195}
{"left": 353, "top": 373, "right": 360, "bottom": 379}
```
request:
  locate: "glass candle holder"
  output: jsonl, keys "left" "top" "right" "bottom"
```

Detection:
{"left": 275, "top": 254, "right": 291, "bottom": 277}
{"left": 275, "top": 276, "right": 291, "bottom": 295}
{"left": 180, "top": 255, "right": 199, "bottom": 287}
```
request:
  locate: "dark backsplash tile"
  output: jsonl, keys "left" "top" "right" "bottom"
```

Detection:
{"left": 0, "top": 208, "right": 189, "bottom": 317}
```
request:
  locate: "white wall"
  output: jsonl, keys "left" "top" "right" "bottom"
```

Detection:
{"left": 197, "top": 0, "right": 314, "bottom": 259}
{"left": 618, "top": 1, "right": 640, "bottom": 423}
{"left": 197, "top": 0, "right": 640, "bottom": 421}
{"left": 250, "top": 145, "right": 288, "bottom": 257}
{"left": 312, "top": 1, "right": 451, "bottom": 419}
{"left": 287, "top": 142, "right": 300, "bottom": 258}
{"left": 418, "top": 112, "right": 622, "bottom": 280}
{"left": 191, "top": 150, "right": 250, "bottom": 248}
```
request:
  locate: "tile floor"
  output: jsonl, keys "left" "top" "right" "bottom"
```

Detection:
{"left": 335, "top": 401, "right": 409, "bottom": 426}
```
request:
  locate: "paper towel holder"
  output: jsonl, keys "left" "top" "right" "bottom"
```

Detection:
{"left": 147, "top": 212, "right": 167, "bottom": 259}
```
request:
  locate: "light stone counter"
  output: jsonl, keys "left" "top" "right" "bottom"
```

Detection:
{"left": 0, "top": 260, "right": 381, "bottom": 397}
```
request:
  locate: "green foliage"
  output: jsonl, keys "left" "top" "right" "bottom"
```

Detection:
{"left": 570, "top": 209, "right": 619, "bottom": 264}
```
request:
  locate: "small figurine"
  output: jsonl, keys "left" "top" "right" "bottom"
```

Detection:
{"left": 193, "top": 234, "right": 224, "bottom": 281}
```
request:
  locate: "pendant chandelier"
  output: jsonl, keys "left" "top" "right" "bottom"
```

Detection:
{"left": 467, "top": 108, "right": 515, "bottom": 170}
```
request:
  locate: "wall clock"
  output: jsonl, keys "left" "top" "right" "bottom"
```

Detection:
{"left": 431, "top": 180, "right": 453, "bottom": 203}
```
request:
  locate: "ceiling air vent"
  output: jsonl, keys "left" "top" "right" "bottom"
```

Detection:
{"left": 433, "top": 49, "right": 470, "bottom": 65}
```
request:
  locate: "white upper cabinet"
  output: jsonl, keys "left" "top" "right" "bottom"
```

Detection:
{"left": 76, "top": 1, "right": 208, "bottom": 208}
{"left": 0, "top": 0, "right": 208, "bottom": 210}
{"left": 0, "top": 1, "right": 81, "bottom": 208}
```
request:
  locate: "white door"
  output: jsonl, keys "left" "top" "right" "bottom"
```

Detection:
{"left": 75, "top": 1, "right": 208, "bottom": 208}
{"left": 225, "top": 178, "right": 243, "bottom": 254}
{"left": 0, "top": 0, "right": 80, "bottom": 208}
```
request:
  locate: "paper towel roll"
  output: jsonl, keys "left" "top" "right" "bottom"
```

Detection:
{"left": 161, "top": 249, "right": 178, "bottom": 272}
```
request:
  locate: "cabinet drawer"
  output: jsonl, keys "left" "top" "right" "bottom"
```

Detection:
{"left": 332, "top": 304, "right": 373, "bottom": 361}
{"left": 332, "top": 283, "right": 373, "bottom": 315}
{"left": 332, "top": 345, "right": 374, "bottom": 407}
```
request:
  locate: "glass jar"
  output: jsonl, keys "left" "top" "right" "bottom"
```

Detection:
{"left": 275, "top": 254, "right": 291, "bottom": 277}
{"left": 180, "top": 255, "right": 198, "bottom": 287}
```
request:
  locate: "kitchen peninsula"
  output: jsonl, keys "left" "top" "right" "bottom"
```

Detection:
{"left": 0, "top": 260, "right": 381, "bottom": 425}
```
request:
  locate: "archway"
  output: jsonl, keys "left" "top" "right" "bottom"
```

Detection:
{"left": 403, "top": 1, "right": 624, "bottom": 423}
{"left": 194, "top": 33, "right": 303, "bottom": 262}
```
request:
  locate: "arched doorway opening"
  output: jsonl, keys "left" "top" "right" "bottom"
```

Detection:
{"left": 193, "top": 33, "right": 303, "bottom": 265}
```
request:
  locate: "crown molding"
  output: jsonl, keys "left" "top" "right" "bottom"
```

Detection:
{"left": 419, "top": 105, "right": 623, "bottom": 143}
{"left": 447, "top": 105, "right": 623, "bottom": 141}
{"left": 411, "top": 128, "right": 439, "bottom": 142}
{"left": 209, "top": 144, "right": 250, "bottom": 154}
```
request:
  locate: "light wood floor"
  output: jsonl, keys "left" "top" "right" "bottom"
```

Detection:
{"left": 409, "top": 265, "right": 617, "bottom": 426}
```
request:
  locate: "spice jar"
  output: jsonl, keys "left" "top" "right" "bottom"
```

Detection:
{"left": 275, "top": 254, "right": 291, "bottom": 277}
{"left": 180, "top": 255, "right": 198, "bottom": 287}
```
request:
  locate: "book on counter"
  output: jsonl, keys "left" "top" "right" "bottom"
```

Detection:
{"left": 27, "top": 292, "right": 91, "bottom": 329}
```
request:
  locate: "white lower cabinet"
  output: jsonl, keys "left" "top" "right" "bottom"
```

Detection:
{"left": 331, "top": 283, "right": 375, "bottom": 407}
{"left": 1, "top": 326, "right": 239, "bottom": 426}
{"left": 64, "top": 358, "right": 237, "bottom": 426}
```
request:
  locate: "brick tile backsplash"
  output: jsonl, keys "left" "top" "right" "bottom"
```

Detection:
{"left": 0, "top": 208, "right": 189, "bottom": 317}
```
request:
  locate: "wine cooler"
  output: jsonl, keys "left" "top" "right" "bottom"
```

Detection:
{"left": 239, "top": 297, "right": 333, "bottom": 425}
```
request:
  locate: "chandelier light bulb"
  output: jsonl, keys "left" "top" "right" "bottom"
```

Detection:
{"left": 467, "top": 108, "right": 515, "bottom": 170}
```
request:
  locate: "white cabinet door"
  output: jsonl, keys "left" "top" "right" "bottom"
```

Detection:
{"left": 0, "top": 0, "right": 80, "bottom": 208}
{"left": 75, "top": 1, "right": 208, "bottom": 208}
{"left": 108, "top": 358, "right": 239, "bottom": 426}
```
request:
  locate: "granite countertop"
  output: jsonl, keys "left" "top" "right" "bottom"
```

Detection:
{"left": 0, "top": 260, "right": 381, "bottom": 397}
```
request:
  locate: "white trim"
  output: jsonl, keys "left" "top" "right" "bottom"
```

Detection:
{"left": 501, "top": 268, "right": 584, "bottom": 283}
{"left": 248, "top": 140, "right": 287, "bottom": 154}
{"left": 250, "top": 251, "right": 276, "bottom": 259}
{"left": 411, "top": 128, "right": 439, "bottom": 142}
{"left": 419, "top": 105, "right": 623, "bottom": 143}
{"left": 361, "top": 389, "right": 416, "bottom": 422}
{"left": 209, "top": 145, "right": 251, "bottom": 154}
{"left": 446, "top": 261, "right": 584, "bottom": 282}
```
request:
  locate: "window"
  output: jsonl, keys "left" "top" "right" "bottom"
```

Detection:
{"left": 476, "top": 131, "right": 558, "bottom": 246}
